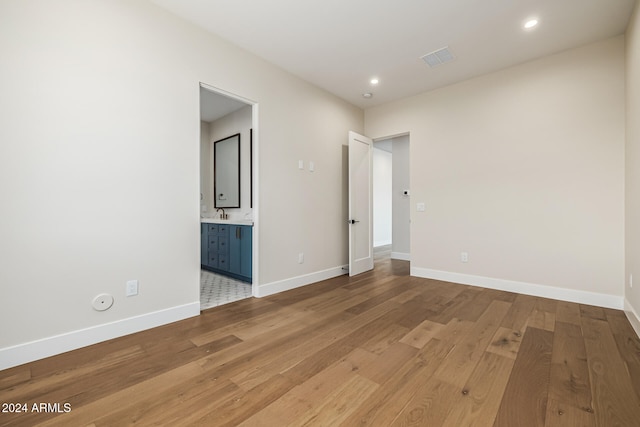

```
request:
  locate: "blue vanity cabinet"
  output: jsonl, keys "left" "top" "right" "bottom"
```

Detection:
{"left": 201, "top": 222, "right": 252, "bottom": 283}
{"left": 200, "top": 224, "right": 207, "bottom": 266}
{"left": 207, "top": 232, "right": 219, "bottom": 268}
{"left": 201, "top": 223, "right": 226, "bottom": 270}
{"left": 229, "top": 225, "right": 252, "bottom": 281}
{"left": 216, "top": 224, "right": 230, "bottom": 272}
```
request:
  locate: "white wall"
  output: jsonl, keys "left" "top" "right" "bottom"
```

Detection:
{"left": 202, "top": 105, "right": 253, "bottom": 220}
{"left": 200, "top": 121, "right": 212, "bottom": 216}
{"left": 366, "top": 36, "right": 626, "bottom": 307}
{"left": 373, "top": 147, "right": 392, "bottom": 247}
{"left": 626, "top": 2, "right": 640, "bottom": 333}
{"left": 0, "top": 0, "right": 363, "bottom": 369}
{"left": 392, "top": 135, "right": 410, "bottom": 260}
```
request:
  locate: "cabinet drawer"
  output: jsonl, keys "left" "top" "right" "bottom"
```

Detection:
{"left": 218, "top": 236, "right": 228, "bottom": 251}
{"left": 207, "top": 252, "right": 218, "bottom": 268}
{"left": 217, "top": 254, "right": 229, "bottom": 271}
{"left": 208, "top": 235, "right": 218, "bottom": 249}
{"left": 217, "top": 225, "right": 229, "bottom": 235}
{"left": 207, "top": 224, "right": 218, "bottom": 233}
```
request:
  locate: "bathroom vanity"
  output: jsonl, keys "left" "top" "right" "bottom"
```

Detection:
{"left": 201, "top": 219, "right": 252, "bottom": 283}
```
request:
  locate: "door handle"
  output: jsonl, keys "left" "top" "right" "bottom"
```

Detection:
{"left": 348, "top": 219, "right": 360, "bottom": 224}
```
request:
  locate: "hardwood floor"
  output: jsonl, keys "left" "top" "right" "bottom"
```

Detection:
{"left": 2, "top": 252, "right": 640, "bottom": 426}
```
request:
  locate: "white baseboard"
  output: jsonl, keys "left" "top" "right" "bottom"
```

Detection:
{"left": 0, "top": 302, "right": 200, "bottom": 371}
{"left": 391, "top": 252, "right": 410, "bottom": 261}
{"left": 624, "top": 299, "right": 640, "bottom": 339}
{"left": 256, "top": 265, "right": 348, "bottom": 298}
{"left": 411, "top": 267, "right": 624, "bottom": 310}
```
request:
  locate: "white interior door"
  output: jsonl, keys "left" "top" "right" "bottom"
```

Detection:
{"left": 348, "top": 131, "right": 374, "bottom": 276}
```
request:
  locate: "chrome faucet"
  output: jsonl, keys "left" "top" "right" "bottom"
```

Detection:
{"left": 216, "top": 208, "right": 226, "bottom": 220}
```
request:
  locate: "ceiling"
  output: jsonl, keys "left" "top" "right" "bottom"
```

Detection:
{"left": 154, "top": 0, "right": 637, "bottom": 109}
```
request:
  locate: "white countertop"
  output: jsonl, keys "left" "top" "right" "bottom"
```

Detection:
{"left": 201, "top": 218, "right": 253, "bottom": 226}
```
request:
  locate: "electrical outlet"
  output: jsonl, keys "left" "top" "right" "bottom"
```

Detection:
{"left": 461, "top": 252, "right": 469, "bottom": 263}
{"left": 631, "top": 274, "right": 633, "bottom": 288}
{"left": 298, "top": 253, "right": 304, "bottom": 264}
{"left": 126, "top": 280, "right": 139, "bottom": 296}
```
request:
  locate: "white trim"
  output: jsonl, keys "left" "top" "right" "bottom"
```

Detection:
{"left": 256, "top": 266, "right": 348, "bottom": 298}
{"left": 251, "top": 103, "right": 259, "bottom": 296}
{"left": 624, "top": 299, "right": 640, "bottom": 339}
{"left": 0, "top": 302, "right": 200, "bottom": 371}
{"left": 372, "top": 131, "right": 410, "bottom": 142}
{"left": 199, "top": 82, "right": 257, "bottom": 105}
{"left": 411, "top": 267, "right": 624, "bottom": 309}
{"left": 391, "top": 252, "right": 410, "bottom": 261}
{"left": 374, "top": 240, "right": 392, "bottom": 247}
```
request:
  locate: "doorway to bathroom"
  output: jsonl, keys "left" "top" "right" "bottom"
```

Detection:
{"left": 199, "top": 83, "right": 258, "bottom": 310}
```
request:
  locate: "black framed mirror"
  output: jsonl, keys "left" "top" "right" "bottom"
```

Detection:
{"left": 214, "top": 133, "right": 240, "bottom": 208}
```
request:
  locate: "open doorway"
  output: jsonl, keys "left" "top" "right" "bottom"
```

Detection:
{"left": 199, "top": 84, "right": 257, "bottom": 310}
{"left": 373, "top": 134, "right": 410, "bottom": 263}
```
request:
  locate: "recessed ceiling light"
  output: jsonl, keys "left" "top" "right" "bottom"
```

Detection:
{"left": 370, "top": 78, "right": 379, "bottom": 85}
{"left": 524, "top": 19, "right": 539, "bottom": 29}
{"left": 362, "top": 92, "right": 373, "bottom": 99}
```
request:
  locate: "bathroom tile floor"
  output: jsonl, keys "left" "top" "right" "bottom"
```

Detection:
{"left": 200, "top": 270, "right": 252, "bottom": 311}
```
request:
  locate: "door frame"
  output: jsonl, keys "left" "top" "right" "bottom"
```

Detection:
{"left": 199, "top": 82, "right": 260, "bottom": 296}
{"left": 373, "top": 133, "right": 411, "bottom": 262}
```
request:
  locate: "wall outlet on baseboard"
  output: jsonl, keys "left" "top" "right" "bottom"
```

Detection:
{"left": 461, "top": 252, "right": 469, "bottom": 263}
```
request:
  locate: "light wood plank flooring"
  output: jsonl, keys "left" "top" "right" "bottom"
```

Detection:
{"left": 1, "top": 253, "right": 640, "bottom": 426}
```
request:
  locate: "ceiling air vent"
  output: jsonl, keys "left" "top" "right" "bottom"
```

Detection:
{"left": 421, "top": 47, "right": 455, "bottom": 67}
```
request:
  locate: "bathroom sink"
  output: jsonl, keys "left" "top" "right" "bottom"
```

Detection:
{"left": 201, "top": 218, "right": 253, "bottom": 226}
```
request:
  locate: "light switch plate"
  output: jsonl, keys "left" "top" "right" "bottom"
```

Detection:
{"left": 126, "top": 280, "right": 139, "bottom": 296}
{"left": 417, "top": 202, "right": 426, "bottom": 212}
